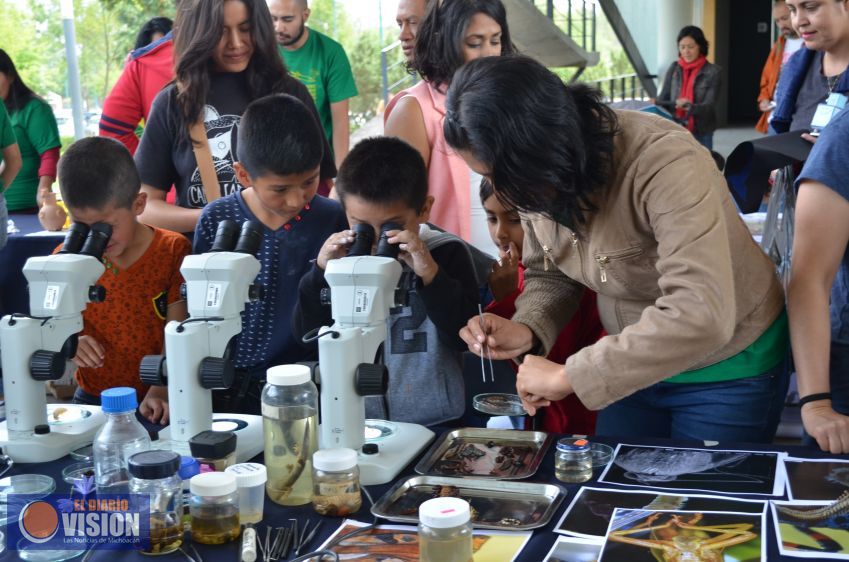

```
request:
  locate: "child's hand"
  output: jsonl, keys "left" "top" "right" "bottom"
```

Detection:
{"left": 140, "top": 386, "right": 169, "bottom": 425}
{"left": 388, "top": 229, "right": 439, "bottom": 285}
{"left": 317, "top": 230, "right": 354, "bottom": 269}
{"left": 72, "top": 335, "right": 104, "bottom": 368}
{"left": 489, "top": 241, "right": 520, "bottom": 301}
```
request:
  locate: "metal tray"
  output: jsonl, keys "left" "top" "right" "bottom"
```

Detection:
{"left": 414, "top": 428, "right": 553, "bottom": 479}
{"left": 371, "top": 475, "right": 565, "bottom": 530}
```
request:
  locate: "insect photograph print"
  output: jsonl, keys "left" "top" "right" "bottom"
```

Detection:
{"left": 598, "top": 508, "right": 765, "bottom": 562}
{"left": 771, "top": 497, "right": 849, "bottom": 560}
{"left": 599, "top": 444, "right": 782, "bottom": 495}
{"left": 555, "top": 486, "right": 766, "bottom": 539}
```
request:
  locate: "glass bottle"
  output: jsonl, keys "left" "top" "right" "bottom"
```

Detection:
{"left": 418, "top": 497, "right": 473, "bottom": 562}
{"left": 128, "top": 450, "right": 183, "bottom": 555}
{"left": 93, "top": 387, "right": 151, "bottom": 495}
{"left": 311, "top": 448, "right": 361, "bottom": 516}
{"left": 261, "top": 364, "right": 318, "bottom": 506}
{"left": 189, "top": 472, "right": 241, "bottom": 545}
{"left": 554, "top": 437, "right": 593, "bottom": 483}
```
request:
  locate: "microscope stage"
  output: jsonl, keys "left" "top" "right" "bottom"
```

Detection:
{"left": 357, "top": 421, "right": 435, "bottom": 486}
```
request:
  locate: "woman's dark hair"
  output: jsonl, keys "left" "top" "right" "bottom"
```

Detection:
{"left": 134, "top": 16, "right": 174, "bottom": 50}
{"left": 678, "top": 25, "right": 709, "bottom": 57}
{"left": 0, "top": 49, "right": 38, "bottom": 113}
{"left": 172, "top": 0, "right": 288, "bottom": 143}
{"left": 412, "top": 0, "right": 514, "bottom": 88}
{"left": 444, "top": 55, "right": 618, "bottom": 231}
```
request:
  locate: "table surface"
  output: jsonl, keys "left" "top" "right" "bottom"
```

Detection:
{"left": 3, "top": 432, "right": 846, "bottom": 561}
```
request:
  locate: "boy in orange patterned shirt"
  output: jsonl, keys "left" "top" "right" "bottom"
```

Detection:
{"left": 56, "top": 137, "right": 190, "bottom": 424}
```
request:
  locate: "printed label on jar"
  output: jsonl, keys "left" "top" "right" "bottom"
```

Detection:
{"left": 316, "top": 482, "right": 358, "bottom": 497}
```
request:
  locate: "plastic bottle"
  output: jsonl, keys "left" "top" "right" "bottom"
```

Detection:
{"left": 418, "top": 497, "right": 474, "bottom": 562}
{"left": 262, "top": 364, "right": 318, "bottom": 506}
{"left": 93, "top": 387, "right": 151, "bottom": 495}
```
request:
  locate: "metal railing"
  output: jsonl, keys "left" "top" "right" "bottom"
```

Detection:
{"left": 586, "top": 72, "right": 649, "bottom": 102}
{"left": 529, "top": 0, "right": 597, "bottom": 52}
{"left": 380, "top": 40, "right": 417, "bottom": 106}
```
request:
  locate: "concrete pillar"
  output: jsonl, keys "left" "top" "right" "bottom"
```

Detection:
{"left": 656, "top": 0, "right": 694, "bottom": 79}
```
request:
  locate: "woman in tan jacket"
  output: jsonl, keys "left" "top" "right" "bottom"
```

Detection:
{"left": 446, "top": 56, "right": 788, "bottom": 442}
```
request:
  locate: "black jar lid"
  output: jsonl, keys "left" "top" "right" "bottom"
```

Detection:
{"left": 189, "top": 430, "right": 237, "bottom": 459}
{"left": 128, "top": 450, "right": 181, "bottom": 479}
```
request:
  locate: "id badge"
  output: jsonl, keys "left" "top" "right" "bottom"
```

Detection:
{"left": 810, "top": 93, "right": 848, "bottom": 136}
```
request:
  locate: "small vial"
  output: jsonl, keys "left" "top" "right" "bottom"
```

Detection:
{"left": 418, "top": 497, "right": 473, "bottom": 562}
{"left": 554, "top": 438, "right": 593, "bottom": 483}
{"left": 189, "top": 430, "right": 237, "bottom": 472}
{"left": 189, "top": 472, "right": 241, "bottom": 545}
{"left": 311, "top": 448, "right": 361, "bottom": 517}
{"left": 225, "top": 463, "right": 268, "bottom": 524}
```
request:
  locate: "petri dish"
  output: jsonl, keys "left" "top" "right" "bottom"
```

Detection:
{"left": 17, "top": 539, "right": 84, "bottom": 562}
{"left": 591, "top": 442, "right": 614, "bottom": 468}
{"left": 473, "top": 393, "right": 527, "bottom": 416}
{"left": 0, "top": 474, "right": 56, "bottom": 497}
{"left": 69, "top": 445, "right": 93, "bottom": 462}
{"left": 62, "top": 462, "right": 95, "bottom": 485}
{"left": 46, "top": 405, "right": 91, "bottom": 425}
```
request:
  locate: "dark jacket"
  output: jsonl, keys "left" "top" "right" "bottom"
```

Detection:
{"left": 656, "top": 60, "right": 722, "bottom": 136}
{"left": 770, "top": 47, "right": 849, "bottom": 135}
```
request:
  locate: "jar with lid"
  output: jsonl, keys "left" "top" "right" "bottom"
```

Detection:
{"left": 418, "top": 497, "right": 473, "bottom": 562}
{"left": 224, "top": 463, "right": 267, "bottom": 524}
{"left": 128, "top": 450, "right": 183, "bottom": 555}
{"left": 189, "top": 472, "right": 241, "bottom": 545}
{"left": 189, "top": 430, "right": 237, "bottom": 472}
{"left": 554, "top": 437, "right": 593, "bottom": 483}
{"left": 262, "top": 364, "right": 318, "bottom": 506}
{"left": 311, "top": 448, "right": 361, "bottom": 516}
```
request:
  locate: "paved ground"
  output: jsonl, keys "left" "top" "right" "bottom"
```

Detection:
{"left": 714, "top": 125, "right": 763, "bottom": 161}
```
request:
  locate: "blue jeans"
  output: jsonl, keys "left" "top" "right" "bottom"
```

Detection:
{"left": 802, "top": 341, "right": 849, "bottom": 447}
{"left": 596, "top": 358, "right": 790, "bottom": 443}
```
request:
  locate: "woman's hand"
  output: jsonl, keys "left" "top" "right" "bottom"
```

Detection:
{"left": 459, "top": 313, "right": 535, "bottom": 360}
{"left": 802, "top": 402, "right": 849, "bottom": 454}
{"left": 516, "top": 355, "right": 573, "bottom": 416}
{"left": 675, "top": 97, "right": 692, "bottom": 109}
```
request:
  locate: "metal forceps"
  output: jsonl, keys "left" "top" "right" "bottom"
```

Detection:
{"left": 477, "top": 304, "right": 495, "bottom": 382}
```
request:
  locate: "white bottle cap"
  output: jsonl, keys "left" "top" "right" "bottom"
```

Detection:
{"left": 190, "top": 471, "right": 237, "bottom": 496}
{"left": 419, "top": 497, "right": 471, "bottom": 529}
{"left": 266, "top": 364, "right": 310, "bottom": 386}
{"left": 225, "top": 462, "right": 268, "bottom": 488}
{"left": 313, "top": 448, "right": 358, "bottom": 472}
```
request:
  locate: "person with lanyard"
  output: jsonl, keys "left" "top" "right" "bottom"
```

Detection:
{"left": 656, "top": 25, "right": 721, "bottom": 150}
{"left": 134, "top": 0, "right": 336, "bottom": 236}
{"left": 770, "top": 0, "right": 849, "bottom": 136}
{"left": 448, "top": 55, "right": 789, "bottom": 443}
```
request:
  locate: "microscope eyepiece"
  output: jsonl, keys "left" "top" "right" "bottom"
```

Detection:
{"left": 347, "top": 223, "right": 376, "bottom": 257}
{"left": 234, "top": 220, "right": 263, "bottom": 256}
{"left": 210, "top": 219, "right": 240, "bottom": 252}
{"left": 59, "top": 222, "right": 90, "bottom": 254}
{"left": 375, "top": 222, "right": 404, "bottom": 259}
{"left": 79, "top": 222, "right": 113, "bottom": 259}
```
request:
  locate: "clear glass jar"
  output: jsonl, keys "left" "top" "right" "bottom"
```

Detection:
{"left": 418, "top": 497, "right": 473, "bottom": 562}
{"left": 189, "top": 472, "right": 240, "bottom": 545}
{"left": 128, "top": 450, "right": 183, "bottom": 555}
{"left": 262, "top": 364, "right": 318, "bottom": 506}
{"left": 554, "top": 437, "right": 593, "bottom": 483}
{"left": 225, "top": 463, "right": 267, "bottom": 525}
{"left": 312, "top": 448, "right": 361, "bottom": 516}
{"left": 189, "top": 430, "right": 237, "bottom": 472}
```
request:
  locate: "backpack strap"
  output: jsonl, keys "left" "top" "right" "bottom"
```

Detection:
{"left": 189, "top": 120, "right": 220, "bottom": 203}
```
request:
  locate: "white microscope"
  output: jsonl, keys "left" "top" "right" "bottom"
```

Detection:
{"left": 314, "top": 223, "right": 434, "bottom": 485}
{"left": 0, "top": 223, "right": 110, "bottom": 462}
{"left": 140, "top": 220, "right": 265, "bottom": 462}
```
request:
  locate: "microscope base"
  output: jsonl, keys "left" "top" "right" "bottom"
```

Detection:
{"left": 155, "top": 413, "right": 265, "bottom": 462}
{"left": 0, "top": 405, "right": 106, "bottom": 463}
{"left": 358, "top": 422, "right": 434, "bottom": 485}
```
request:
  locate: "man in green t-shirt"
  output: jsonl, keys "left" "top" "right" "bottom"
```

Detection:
{"left": 0, "top": 103, "right": 22, "bottom": 249}
{"left": 269, "top": 0, "right": 358, "bottom": 169}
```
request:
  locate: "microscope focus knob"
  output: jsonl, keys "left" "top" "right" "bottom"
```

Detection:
{"left": 30, "top": 350, "right": 66, "bottom": 381}
{"left": 200, "top": 357, "right": 236, "bottom": 390}
{"left": 88, "top": 285, "right": 107, "bottom": 303}
{"left": 140, "top": 355, "right": 168, "bottom": 386}
{"left": 354, "top": 363, "right": 388, "bottom": 396}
